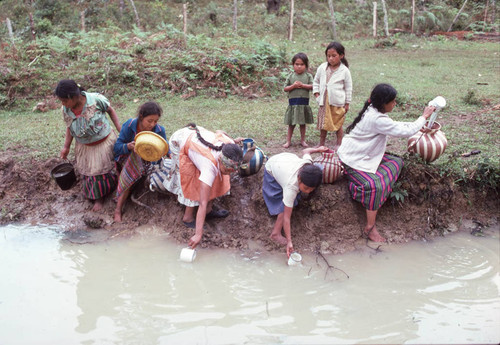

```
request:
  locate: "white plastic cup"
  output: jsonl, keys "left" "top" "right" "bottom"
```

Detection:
{"left": 287, "top": 252, "right": 302, "bottom": 266}
{"left": 180, "top": 247, "right": 197, "bottom": 263}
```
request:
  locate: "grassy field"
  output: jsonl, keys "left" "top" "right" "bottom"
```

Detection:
{"left": 0, "top": 37, "right": 498, "bottom": 187}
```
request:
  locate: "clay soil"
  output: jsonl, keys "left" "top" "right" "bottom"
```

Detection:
{"left": 0, "top": 144, "right": 497, "bottom": 255}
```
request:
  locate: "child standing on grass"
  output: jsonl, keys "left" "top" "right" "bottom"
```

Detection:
{"left": 313, "top": 42, "right": 352, "bottom": 149}
{"left": 283, "top": 53, "right": 314, "bottom": 148}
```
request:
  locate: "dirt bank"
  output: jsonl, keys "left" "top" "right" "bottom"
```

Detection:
{"left": 0, "top": 147, "right": 497, "bottom": 255}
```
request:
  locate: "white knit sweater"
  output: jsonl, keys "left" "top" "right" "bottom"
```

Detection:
{"left": 337, "top": 105, "right": 426, "bottom": 173}
{"left": 312, "top": 62, "right": 352, "bottom": 107}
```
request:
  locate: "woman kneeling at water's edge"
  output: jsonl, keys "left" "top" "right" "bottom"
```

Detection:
{"left": 162, "top": 124, "right": 243, "bottom": 249}
{"left": 55, "top": 79, "right": 121, "bottom": 212}
{"left": 113, "top": 101, "right": 168, "bottom": 222}
{"left": 263, "top": 146, "right": 327, "bottom": 256}
{"left": 337, "top": 83, "right": 435, "bottom": 242}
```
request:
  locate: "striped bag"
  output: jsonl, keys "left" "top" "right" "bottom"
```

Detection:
{"left": 313, "top": 150, "right": 344, "bottom": 184}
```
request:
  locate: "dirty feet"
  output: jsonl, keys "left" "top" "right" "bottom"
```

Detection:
{"left": 270, "top": 233, "right": 288, "bottom": 245}
{"left": 92, "top": 199, "right": 104, "bottom": 212}
{"left": 363, "top": 225, "right": 386, "bottom": 243}
{"left": 282, "top": 142, "right": 291, "bottom": 148}
{"left": 114, "top": 210, "right": 122, "bottom": 223}
{"left": 300, "top": 141, "right": 309, "bottom": 147}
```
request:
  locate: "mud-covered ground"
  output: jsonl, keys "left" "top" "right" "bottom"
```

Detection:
{"left": 0, "top": 145, "right": 497, "bottom": 255}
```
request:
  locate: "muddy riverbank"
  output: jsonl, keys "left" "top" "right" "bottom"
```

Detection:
{"left": 0, "top": 147, "right": 497, "bottom": 255}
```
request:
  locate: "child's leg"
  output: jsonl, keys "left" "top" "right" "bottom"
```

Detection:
{"left": 299, "top": 125, "right": 308, "bottom": 147}
{"left": 319, "top": 129, "right": 327, "bottom": 147}
{"left": 335, "top": 127, "right": 344, "bottom": 147}
{"left": 114, "top": 189, "right": 131, "bottom": 222}
{"left": 283, "top": 125, "right": 295, "bottom": 148}
{"left": 270, "top": 213, "right": 287, "bottom": 245}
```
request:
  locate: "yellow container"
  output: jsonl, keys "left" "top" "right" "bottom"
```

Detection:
{"left": 134, "top": 131, "right": 169, "bottom": 162}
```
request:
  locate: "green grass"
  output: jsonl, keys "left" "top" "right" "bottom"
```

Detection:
{"left": 0, "top": 37, "right": 499, "bottom": 190}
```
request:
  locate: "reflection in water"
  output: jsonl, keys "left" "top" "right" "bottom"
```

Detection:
{"left": 0, "top": 224, "right": 498, "bottom": 344}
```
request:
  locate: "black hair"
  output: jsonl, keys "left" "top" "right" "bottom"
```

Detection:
{"left": 54, "top": 79, "right": 85, "bottom": 99}
{"left": 325, "top": 41, "right": 349, "bottom": 68}
{"left": 345, "top": 83, "right": 397, "bottom": 134}
{"left": 292, "top": 52, "right": 309, "bottom": 69}
{"left": 186, "top": 123, "right": 243, "bottom": 162}
{"left": 138, "top": 101, "right": 163, "bottom": 119}
{"left": 299, "top": 164, "right": 323, "bottom": 188}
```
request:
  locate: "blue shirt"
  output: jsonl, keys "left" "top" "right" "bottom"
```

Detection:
{"left": 114, "top": 118, "right": 168, "bottom": 161}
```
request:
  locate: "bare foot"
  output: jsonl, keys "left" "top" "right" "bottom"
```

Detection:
{"left": 114, "top": 210, "right": 122, "bottom": 223}
{"left": 270, "top": 233, "right": 287, "bottom": 245}
{"left": 92, "top": 199, "right": 104, "bottom": 212}
{"left": 282, "top": 142, "right": 291, "bottom": 148}
{"left": 300, "top": 141, "right": 309, "bottom": 147}
{"left": 364, "top": 225, "right": 386, "bottom": 243}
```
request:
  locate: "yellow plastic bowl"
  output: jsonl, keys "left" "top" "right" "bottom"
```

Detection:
{"left": 134, "top": 131, "right": 169, "bottom": 162}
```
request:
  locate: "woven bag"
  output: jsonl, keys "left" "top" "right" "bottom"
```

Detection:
{"left": 313, "top": 150, "right": 343, "bottom": 184}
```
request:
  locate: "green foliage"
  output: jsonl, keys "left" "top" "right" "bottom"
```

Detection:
{"left": 462, "top": 89, "right": 481, "bottom": 105}
{"left": 390, "top": 181, "right": 409, "bottom": 204}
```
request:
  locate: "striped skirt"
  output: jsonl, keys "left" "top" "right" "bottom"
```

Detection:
{"left": 82, "top": 173, "right": 117, "bottom": 200}
{"left": 116, "top": 152, "right": 148, "bottom": 199}
{"left": 343, "top": 154, "right": 403, "bottom": 211}
{"left": 262, "top": 169, "right": 300, "bottom": 216}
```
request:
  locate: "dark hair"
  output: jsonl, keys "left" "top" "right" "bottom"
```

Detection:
{"left": 186, "top": 123, "right": 243, "bottom": 162}
{"left": 345, "top": 83, "right": 397, "bottom": 134}
{"left": 138, "top": 101, "right": 162, "bottom": 119}
{"left": 292, "top": 52, "right": 309, "bottom": 69}
{"left": 299, "top": 164, "right": 323, "bottom": 188}
{"left": 325, "top": 41, "right": 349, "bottom": 68}
{"left": 54, "top": 79, "right": 85, "bottom": 99}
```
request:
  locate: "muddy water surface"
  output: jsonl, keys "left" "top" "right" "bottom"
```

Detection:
{"left": 0, "top": 224, "right": 499, "bottom": 344}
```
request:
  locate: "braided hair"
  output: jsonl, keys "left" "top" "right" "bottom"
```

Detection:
{"left": 186, "top": 123, "right": 243, "bottom": 163}
{"left": 345, "top": 83, "right": 397, "bottom": 134}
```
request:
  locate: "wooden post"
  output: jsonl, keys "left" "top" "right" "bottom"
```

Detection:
{"left": 447, "top": 0, "right": 469, "bottom": 32}
{"left": 483, "top": 0, "right": 489, "bottom": 31}
{"left": 183, "top": 3, "right": 188, "bottom": 35}
{"left": 327, "top": 0, "right": 337, "bottom": 40}
{"left": 128, "top": 0, "right": 141, "bottom": 30}
{"left": 288, "top": 0, "right": 294, "bottom": 41}
{"left": 29, "top": 12, "right": 36, "bottom": 41}
{"left": 233, "top": 0, "right": 237, "bottom": 32}
{"left": 6, "top": 18, "right": 15, "bottom": 47}
{"left": 80, "top": 10, "right": 86, "bottom": 32}
{"left": 381, "top": 0, "right": 389, "bottom": 36}
{"left": 411, "top": 0, "right": 415, "bottom": 33}
{"left": 372, "top": 2, "right": 377, "bottom": 38}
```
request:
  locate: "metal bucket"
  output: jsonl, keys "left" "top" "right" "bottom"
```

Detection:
{"left": 51, "top": 162, "right": 77, "bottom": 190}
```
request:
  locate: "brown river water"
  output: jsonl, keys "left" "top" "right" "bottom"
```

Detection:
{"left": 0, "top": 224, "right": 498, "bottom": 344}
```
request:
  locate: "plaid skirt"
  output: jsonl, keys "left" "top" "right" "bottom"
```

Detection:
{"left": 82, "top": 173, "right": 117, "bottom": 200}
{"left": 343, "top": 154, "right": 403, "bottom": 211}
{"left": 262, "top": 169, "right": 300, "bottom": 216}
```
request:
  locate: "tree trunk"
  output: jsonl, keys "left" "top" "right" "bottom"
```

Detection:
{"left": 267, "top": 0, "right": 281, "bottom": 14}
{"left": 327, "top": 0, "right": 337, "bottom": 39}
{"left": 372, "top": 2, "right": 377, "bottom": 37}
{"left": 6, "top": 18, "right": 16, "bottom": 49}
{"left": 29, "top": 12, "right": 36, "bottom": 41}
{"left": 411, "top": 0, "right": 415, "bottom": 33}
{"left": 128, "top": 0, "right": 141, "bottom": 29}
{"left": 233, "top": 0, "right": 237, "bottom": 32}
{"left": 119, "top": 0, "right": 125, "bottom": 17}
{"left": 492, "top": 0, "right": 496, "bottom": 30}
{"left": 288, "top": 0, "right": 294, "bottom": 41}
{"left": 80, "top": 10, "right": 86, "bottom": 32}
{"left": 381, "top": 0, "right": 389, "bottom": 36}
{"left": 483, "top": 0, "right": 489, "bottom": 31}
{"left": 183, "top": 3, "right": 188, "bottom": 35}
{"left": 447, "top": 0, "right": 468, "bottom": 32}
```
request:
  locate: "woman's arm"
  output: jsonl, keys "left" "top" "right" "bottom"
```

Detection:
{"left": 113, "top": 119, "right": 133, "bottom": 157}
{"left": 375, "top": 106, "right": 435, "bottom": 137}
{"left": 60, "top": 127, "right": 73, "bottom": 159}
{"left": 189, "top": 182, "right": 211, "bottom": 249}
{"left": 107, "top": 105, "right": 122, "bottom": 132}
{"left": 282, "top": 205, "right": 294, "bottom": 257}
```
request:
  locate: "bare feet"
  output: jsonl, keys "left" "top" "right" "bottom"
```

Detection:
{"left": 300, "top": 141, "right": 309, "bottom": 147}
{"left": 282, "top": 142, "right": 291, "bottom": 148}
{"left": 364, "top": 225, "right": 386, "bottom": 243}
{"left": 114, "top": 210, "right": 122, "bottom": 222}
{"left": 92, "top": 199, "right": 104, "bottom": 212}
{"left": 270, "top": 233, "right": 288, "bottom": 245}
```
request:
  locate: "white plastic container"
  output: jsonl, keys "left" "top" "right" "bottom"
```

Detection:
{"left": 180, "top": 247, "right": 197, "bottom": 263}
{"left": 287, "top": 252, "right": 302, "bottom": 266}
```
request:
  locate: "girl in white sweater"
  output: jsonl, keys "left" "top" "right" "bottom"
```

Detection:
{"left": 337, "top": 83, "right": 435, "bottom": 242}
{"left": 313, "top": 42, "right": 352, "bottom": 148}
